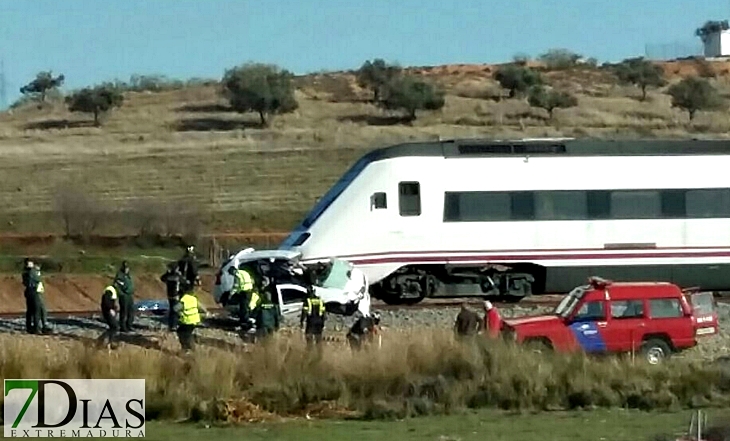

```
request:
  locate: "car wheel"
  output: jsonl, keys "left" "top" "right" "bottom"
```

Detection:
{"left": 641, "top": 339, "right": 672, "bottom": 365}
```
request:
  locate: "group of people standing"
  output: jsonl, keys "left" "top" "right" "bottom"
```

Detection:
{"left": 98, "top": 245, "right": 207, "bottom": 351}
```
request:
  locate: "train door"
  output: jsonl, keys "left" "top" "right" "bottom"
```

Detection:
{"left": 392, "top": 181, "right": 428, "bottom": 249}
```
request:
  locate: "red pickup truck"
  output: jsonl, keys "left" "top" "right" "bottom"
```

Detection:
{"left": 501, "top": 277, "right": 719, "bottom": 364}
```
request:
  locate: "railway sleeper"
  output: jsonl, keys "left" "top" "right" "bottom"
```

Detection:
{"left": 371, "top": 264, "right": 538, "bottom": 305}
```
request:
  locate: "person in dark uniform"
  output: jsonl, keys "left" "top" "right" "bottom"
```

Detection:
{"left": 177, "top": 245, "right": 200, "bottom": 289}
{"left": 454, "top": 303, "right": 482, "bottom": 338}
{"left": 160, "top": 263, "right": 182, "bottom": 331}
{"left": 346, "top": 312, "right": 381, "bottom": 351}
{"left": 255, "top": 289, "right": 280, "bottom": 342}
{"left": 300, "top": 289, "right": 326, "bottom": 347}
{"left": 114, "top": 261, "right": 135, "bottom": 332}
{"left": 98, "top": 285, "right": 120, "bottom": 349}
{"left": 30, "top": 262, "right": 51, "bottom": 334}
{"left": 22, "top": 258, "right": 38, "bottom": 334}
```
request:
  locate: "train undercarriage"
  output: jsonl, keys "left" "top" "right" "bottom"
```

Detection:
{"left": 369, "top": 263, "right": 544, "bottom": 305}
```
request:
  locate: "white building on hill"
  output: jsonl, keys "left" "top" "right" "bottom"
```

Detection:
{"left": 696, "top": 20, "right": 730, "bottom": 57}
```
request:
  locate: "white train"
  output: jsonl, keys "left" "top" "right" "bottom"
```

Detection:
{"left": 279, "top": 137, "right": 730, "bottom": 304}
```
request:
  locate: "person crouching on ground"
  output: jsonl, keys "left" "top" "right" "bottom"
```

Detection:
{"left": 482, "top": 301, "right": 502, "bottom": 339}
{"left": 346, "top": 312, "right": 381, "bottom": 350}
{"left": 173, "top": 282, "right": 208, "bottom": 353}
{"left": 98, "top": 285, "right": 120, "bottom": 349}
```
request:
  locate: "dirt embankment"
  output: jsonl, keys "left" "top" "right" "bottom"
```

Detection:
{"left": 0, "top": 273, "right": 217, "bottom": 314}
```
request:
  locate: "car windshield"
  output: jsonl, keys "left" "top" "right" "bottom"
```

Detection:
{"left": 553, "top": 284, "right": 590, "bottom": 318}
{"left": 320, "top": 259, "right": 351, "bottom": 289}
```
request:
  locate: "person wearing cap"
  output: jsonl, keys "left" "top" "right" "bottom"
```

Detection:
{"left": 483, "top": 301, "right": 502, "bottom": 339}
{"left": 254, "top": 285, "right": 280, "bottom": 342}
{"left": 114, "top": 261, "right": 135, "bottom": 332}
{"left": 98, "top": 285, "right": 120, "bottom": 348}
{"left": 177, "top": 245, "right": 200, "bottom": 289}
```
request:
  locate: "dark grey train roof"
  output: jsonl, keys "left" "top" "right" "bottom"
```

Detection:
{"left": 360, "top": 137, "right": 730, "bottom": 163}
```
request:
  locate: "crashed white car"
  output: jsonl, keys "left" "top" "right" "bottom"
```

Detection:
{"left": 212, "top": 248, "right": 371, "bottom": 318}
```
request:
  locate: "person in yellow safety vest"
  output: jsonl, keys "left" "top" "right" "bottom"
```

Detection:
{"left": 172, "top": 282, "right": 208, "bottom": 352}
{"left": 30, "top": 263, "right": 51, "bottom": 334}
{"left": 300, "top": 290, "right": 326, "bottom": 347}
{"left": 227, "top": 265, "right": 259, "bottom": 328}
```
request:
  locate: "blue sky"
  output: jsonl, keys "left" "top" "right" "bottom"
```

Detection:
{"left": 1, "top": 0, "right": 729, "bottom": 107}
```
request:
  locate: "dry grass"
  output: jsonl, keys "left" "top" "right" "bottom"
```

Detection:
{"left": 2, "top": 330, "right": 729, "bottom": 422}
{"left": 3, "top": 62, "right": 730, "bottom": 234}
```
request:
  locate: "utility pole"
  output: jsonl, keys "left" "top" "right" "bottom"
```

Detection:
{"left": 0, "top": 60, "right": 6, "bottom": 110}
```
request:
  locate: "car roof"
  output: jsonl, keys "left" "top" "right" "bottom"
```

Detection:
{"left": 586, "top": 282, "right": 682, "bottom": 300}
{"left": 227, "top": 248, "right": 302, "bottom": 265}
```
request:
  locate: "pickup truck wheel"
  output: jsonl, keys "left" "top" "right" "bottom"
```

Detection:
{"left": 641, "top": 339, "right": 671, "bottom": 365}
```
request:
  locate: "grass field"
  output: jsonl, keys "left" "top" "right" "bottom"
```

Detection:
{"left": 3, "top": 330, "right": 730, "bottom": 422}
{"left": 3, "top": 60, "right": 730, "bottom": 237}
{"left": 4, "top": 329, "right": 730, "bottom": 440}
{"left": 133, "top": 408, "right": 730, "bottom": 441}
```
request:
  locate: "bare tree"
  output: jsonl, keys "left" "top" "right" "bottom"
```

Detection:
{"left": 53, "top": 185, "right": 107, "bottom": 240}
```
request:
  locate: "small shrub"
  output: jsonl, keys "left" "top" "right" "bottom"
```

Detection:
{"left": 65, "top": 84, "right": 124, "bottom": 126}
{"left": 493, "top": 65, "right": 543, "bottom": 98}
{"left": 537, "top": 48, "right": 583, "bottom": 70}
{"left": 612, "top": 57, "right": 666, "bottom": 101}
{"left": 20, "top": 71, "right": 65, "bottom": 104}
{"left": 527, "top": 86, "right": 578, "bottom": 119}
{"left": 667, "top": 76, "right": 723, "bottom": 121}
{"left": 221, "top": 63, "right": 298, "bottom": 126}
{"left": 356, "top": 59, "right": 402, "bottom": 103}
{"left": 378, "top": 75, "right": 445, "bottom": 121}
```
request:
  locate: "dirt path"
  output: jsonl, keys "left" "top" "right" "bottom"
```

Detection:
{"left": 0, "top": 273, "right": 217, "bottom": 314}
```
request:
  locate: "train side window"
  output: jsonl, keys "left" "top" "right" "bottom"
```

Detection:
{"left": 371, "top": 192, "right": 387, "bottom": 209}
{"left": 443, "top": 191, "right": 511, "bottom": 222}
{"left": 610, "top": 190, "right": 661, "bottom": 219}
{"left": 511, "top": 192, "right": 535, "bottom": 220}
{"left": 587, "top": 191, "right": 611, "bottom": 219}
{"left": 535, "top": 191, "right": 588, "bottom": 220}
{"left": 686, "top": 188, "right": 730, "bottom": 218}
{"left": 399, "top": 182, "right": 421, "bottom": 216}
{"left": 661, "top": 189, "right": 686, "bottom": 218}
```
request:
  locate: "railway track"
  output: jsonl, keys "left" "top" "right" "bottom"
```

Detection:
{"left": 0, "top": 293, "right": 727, "bottom": 320}
{"left": 0, "top": 296, "right": 562, "bottom": 320}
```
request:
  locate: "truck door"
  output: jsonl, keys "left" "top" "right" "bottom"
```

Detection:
{"left": 687, "top": 291, "right": 718, "bottom": 338}
{"left": 646, "top": 297, "right": 695, "bottom": 348}
{"left": 567, "top": 300, "right": 609, "bottom": 353}
{"left": 602, "top": 299, "right": 646, "bottom": 353}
